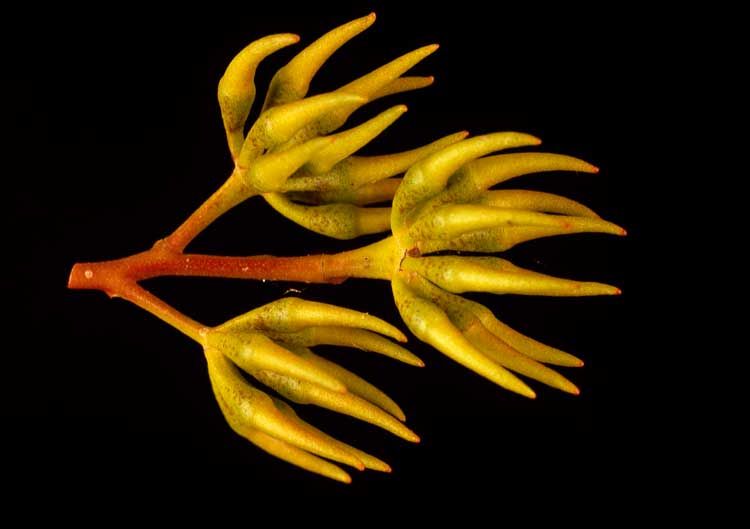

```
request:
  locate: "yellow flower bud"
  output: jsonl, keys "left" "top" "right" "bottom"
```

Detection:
{"left": 218, "top": 34, "right": 300, "bottom": 158}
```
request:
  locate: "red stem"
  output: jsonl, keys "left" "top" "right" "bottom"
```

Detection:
{"left": 123, "top": 282, "right": 206, "bottom": 342}
{"left": 162, "top": 173, "right": 249, "bottom": 253}
{"left": 67, "top": 245, "right": 376, "bottom": 341}
{"left": 68, "top": 249, "right": 358, "bottom": 292}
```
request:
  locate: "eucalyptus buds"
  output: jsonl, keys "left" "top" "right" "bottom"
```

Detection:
{"left": 389, "top": 133, "right": 625, "bottom": 397}
{"left": 69, "top": 12, "right": 624, "bottom": 484}
{"left": 203, "top": 297, "right": 420, "bottom": 482}
{"left": 215, "top": 13, "right": 467, "bottom": 239}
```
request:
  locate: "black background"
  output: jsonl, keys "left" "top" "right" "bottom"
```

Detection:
{"left": 5, "top": 1, "right": 643, "bottom": 501}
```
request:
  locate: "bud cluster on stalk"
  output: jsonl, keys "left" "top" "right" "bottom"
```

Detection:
{"left": 203, "top": 297, "right": 422, "bottom": 482}
{"left": 216, "top": 12, "right": 465, "bottom": 240}
{"left": 389, "top": 132, "right": 626, "bottom": 398}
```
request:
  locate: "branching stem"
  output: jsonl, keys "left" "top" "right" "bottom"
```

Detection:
{"left": 68, "top": 173, "right": 394, "bottom": 338}
{"left": 163, "top": 171, "right": 250, "bottom": 253}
